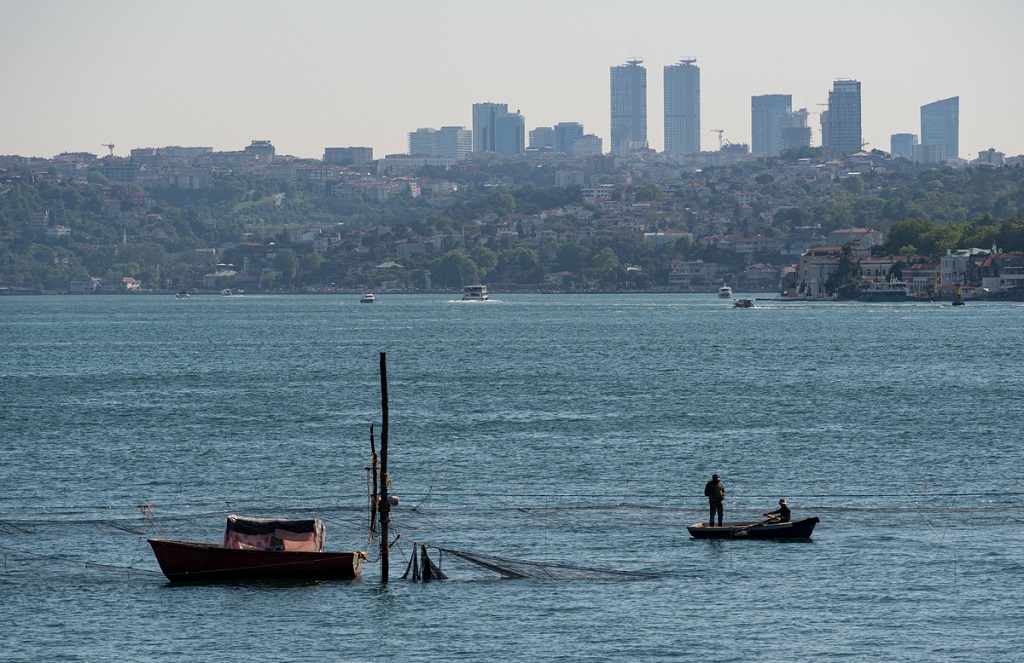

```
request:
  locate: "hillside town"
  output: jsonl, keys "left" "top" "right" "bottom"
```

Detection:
{"left": 2, "top": 141, "right": 1023, "bottom": 300}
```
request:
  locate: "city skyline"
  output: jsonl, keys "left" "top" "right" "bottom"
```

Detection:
{"left": 3, "top": 1, "right": 1023, "bottom": 160}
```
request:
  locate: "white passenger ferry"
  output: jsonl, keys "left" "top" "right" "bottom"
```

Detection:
{"left": 858, "top": 278, "right": 911, "bottom": 302}
{"left": 462, "top": 285, "right": 488, "bottom": 301}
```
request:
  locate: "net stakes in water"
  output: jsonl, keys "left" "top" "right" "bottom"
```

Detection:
{"left": 437, "top": 548, "right": 660, "bottom": 581}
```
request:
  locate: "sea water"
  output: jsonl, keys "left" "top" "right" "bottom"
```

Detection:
{"left": 1, "top": 293, "right": 1022, "bottom": 662}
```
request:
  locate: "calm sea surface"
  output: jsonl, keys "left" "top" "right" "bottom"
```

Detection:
{"left": 2, "top": 293, "right": 1022, "bottom": 661}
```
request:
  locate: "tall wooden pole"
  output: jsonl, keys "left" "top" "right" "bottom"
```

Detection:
{"left": 369, "top": 424, "right": 378, "bottom": 535}
{"left": 379, "top": 351, "right": 390, "bottom": 583}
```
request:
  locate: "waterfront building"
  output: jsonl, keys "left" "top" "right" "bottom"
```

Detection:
{"left": 751, "top": 94, "right": 792, "bottom": 156}
{"left": 554, "top": 122, "right": 585, "bottom": 154}
{"left": 825, "top": 79, "right": 862, "bottom": 154}
{"left": 472, "top": 102, "right": 508, "bottom": 153}
{"left": 921, "top": 96, "right": 959, "bottom": 160}
{"left": 890, "top": 133, "right": 918, "bottom": 159}
{"left": 610, "top": 59, "right": 647, "bottom": 153}
{"left": 664, "top": 59, "right": 701, "bottom": 155}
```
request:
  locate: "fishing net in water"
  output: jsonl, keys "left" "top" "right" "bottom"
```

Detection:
{"left": 436, "top": 547, "right": 659, "bottom": 581}
{"left": 401, "top": 542, "right": 448, "bottom": 581}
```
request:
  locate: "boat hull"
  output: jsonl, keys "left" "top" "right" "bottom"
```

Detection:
{"left": 687, "top": 517, "right": 819, "bottom": 540}
{"left": 858, "top": 293, "right": 910, "bottom": 302}
{"left": 148, "top": 539, "right": 364, "bottom": 582}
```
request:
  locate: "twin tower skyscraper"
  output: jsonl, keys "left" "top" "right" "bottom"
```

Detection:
{"left": 611, "top": 58, "right": 701, "bottom": 155}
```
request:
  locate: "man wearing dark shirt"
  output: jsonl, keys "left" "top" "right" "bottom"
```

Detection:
{"left": 704, "top": 474, "right": 725, "bottom": 526}
{"left": 764, "top": 498, "right": 791, "bottom": 523}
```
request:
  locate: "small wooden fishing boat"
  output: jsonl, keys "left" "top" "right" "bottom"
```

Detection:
{"left": 687, "top": 517, "right": 819, "bottom": 540}
{"left": 149, "top": 515, "right": 365, "bottom": 582}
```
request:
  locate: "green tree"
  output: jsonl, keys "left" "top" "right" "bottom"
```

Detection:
{"left": 273, "top": 247, "right": 299, "bottom": 281}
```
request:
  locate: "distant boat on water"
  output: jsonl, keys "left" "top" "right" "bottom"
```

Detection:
{"left": 951, "top": 284, "right": 965, "bottom": 306}
{"left": 463, "top": 285, "right": 488, "bottom": 301}
{"left": 360, "top": 293, "right": 376, "bottom": 303}
{"left": 687, "top": 517, "right": 820, "bottom": 540}
{"left": 718, "top": 284, "right": 733, "bottom": 299}
{"left": 858, "top": 277, "right": 910, "bottom": 302}
{"left": 175, "top": 288, "right": 189, "bottom": 299}
{"left": 149, "top": 515, "right": 364, "bottom": 582}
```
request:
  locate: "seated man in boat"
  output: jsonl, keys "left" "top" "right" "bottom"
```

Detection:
{"left": 763, "top": 498, "right": 791, "bottom": 523}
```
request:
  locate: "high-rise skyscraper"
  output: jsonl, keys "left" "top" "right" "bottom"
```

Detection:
{"left": 825, "top": 79, "right": 862, "bottom": 154}
{"left": 890, "top": 133, "right": 918, "bottom": 159}
{"left": 436, "top": 126, "right": 473, "bottom": 159}
{"left": 920, "top": 96, "right": 959, "bottom": 160}
{"left": 664, "top": 59, "right": 701, "bottom": 155}
{"left": 529, "top": 127, "right": 555, "bottom": 151}
{"left": 408, "top": 128, "right": 436, "bottom": 156}
{"left": 610, "top": 59, "right": 647, "bottom": 153}
{"left": 554, "top": 122, "right": 585, "bottom": 154}
{"left": 408, "top": 126, "right": 472, "bottom": 159}
{"left": 751, "top": 94, "right": 792, "bottom": 156}
{"left": 472, "top": 102, "right": 508, "bottom": 153}
{"left": 494, "top": 111, "right": 525, "bottom": 156}
{"left": 780, "top": 108, "right": 812, "bottom": 152}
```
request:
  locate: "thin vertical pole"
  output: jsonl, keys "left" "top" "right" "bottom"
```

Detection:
{"left": 379, "top": 351, "right": 390, "bottom": 583}
{"left": 369, "top": 424, "right": 378, "bottom": 535}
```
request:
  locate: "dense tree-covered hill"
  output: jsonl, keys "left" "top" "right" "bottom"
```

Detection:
{"left": 1, "top": 160, "right": 1022, "bottom": 293}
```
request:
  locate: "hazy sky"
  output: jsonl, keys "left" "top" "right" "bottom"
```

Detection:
{"left": 3, "top": 1, "right": 1022, "bottom": 160}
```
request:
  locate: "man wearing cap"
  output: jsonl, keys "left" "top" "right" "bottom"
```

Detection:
{"left": 704, "top": 474, "right": 726, "bottom": 526}
{"left": 764, "top": 498, "right": 791, "bottom": 523}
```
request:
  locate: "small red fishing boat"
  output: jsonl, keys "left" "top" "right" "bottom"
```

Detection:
{"left": 149, "top": 515, "right": 365, "bottom": 582}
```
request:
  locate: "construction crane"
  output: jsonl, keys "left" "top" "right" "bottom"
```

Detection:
{"left": 710, "top": 130, "right": 724, "bottom": 150}
{"left": 102, "top": 143, "right": 114, "bottom": 157}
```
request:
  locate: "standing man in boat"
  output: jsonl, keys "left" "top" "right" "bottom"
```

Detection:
{"left": 704, "top": 474, "right": 726, "bottom": 526}
{"left": 764, "top": 498, "right": 791, "bottom": 523}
